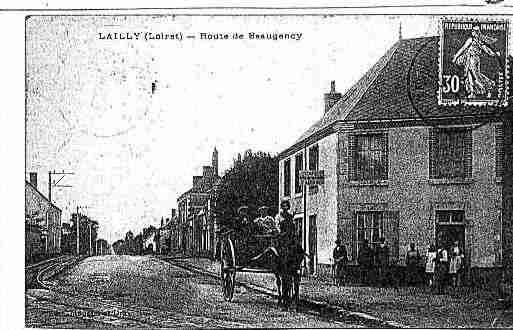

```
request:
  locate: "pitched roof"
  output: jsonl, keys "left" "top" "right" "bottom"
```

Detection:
{"left": 295, "top": 39, "right": 401, "bottom": 143}
{"left": 286, "top": 36, "right": 507, "bottom": 155}
{"left": 25, "top": 180, "right": 62, "bottom": 212}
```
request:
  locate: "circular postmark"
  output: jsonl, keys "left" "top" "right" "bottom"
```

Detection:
{"left": 407, "top": 32, "right": 509, "bottom": 131}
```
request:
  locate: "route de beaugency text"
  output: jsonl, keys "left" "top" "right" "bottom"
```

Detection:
{"left": 97, "top": 31, "right": 303, "bottom": 41}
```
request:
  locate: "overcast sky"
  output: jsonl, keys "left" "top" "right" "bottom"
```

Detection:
{"left": 26, "top": 15, "right": 445, "bottom": 242}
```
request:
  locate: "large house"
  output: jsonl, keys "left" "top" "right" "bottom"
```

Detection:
{"left": 278, "top": 35, "right": 509, "bottom": 282}
{"left": 25, "top": 172, "right": 62, "bottom": 262}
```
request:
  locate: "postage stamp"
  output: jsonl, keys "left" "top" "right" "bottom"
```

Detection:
{"left": 439, "top": 18, "right": 510, "bottom": 106}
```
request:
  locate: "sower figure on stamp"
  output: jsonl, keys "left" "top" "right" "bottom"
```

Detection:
{"left": 452, "top": 24, "right": 501, "bottom": 99}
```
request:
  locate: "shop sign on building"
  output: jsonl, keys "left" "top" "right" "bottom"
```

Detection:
{"left": 299, "top": 170, "right": 325, "bottom": 186}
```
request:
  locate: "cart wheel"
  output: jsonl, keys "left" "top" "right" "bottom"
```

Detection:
{"left": 220, "top": 237, "right": 236, "bottom": 302}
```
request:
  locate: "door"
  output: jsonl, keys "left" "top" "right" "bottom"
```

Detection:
{"left": 435, "top": 210, "right": 467, "bottom": 279}
{"left": 308, "top": 215, "right": 317, "bottom": 274}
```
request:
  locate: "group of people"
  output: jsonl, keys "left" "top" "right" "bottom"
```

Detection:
{"left": 234, "top": 201, "right": 295, "bottom": 237}
{"left": 424, "top": 240, "right": 465, "bottom": 294}
{"left": 332, "top": 238, "right": 392, "bottom": 287}
{"left": 332, "top": 239, "right": 465, "bottom": 293}
{"left": 233, "top": 200, "right": 302, "bottom": 264}
{"left": 232, "top": 200, "right": 304, "bottom": 309}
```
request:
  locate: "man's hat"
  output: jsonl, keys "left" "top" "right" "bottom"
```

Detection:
{"left": 335, "top": 239, "right": 341, "bottom": 245}
{"left": 258, "top": 206, "right": 269, "bottom": 211}
{"left": 237, "top": 205, "right": 248, "bottom": 214}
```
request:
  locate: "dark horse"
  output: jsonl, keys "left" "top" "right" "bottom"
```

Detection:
{"left": 250, "top": 244, "right": 307, "bottom": 310}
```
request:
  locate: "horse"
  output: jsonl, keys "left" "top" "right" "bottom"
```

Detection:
{"left": 251, "top": 244, "right": 308, "bottom": 310}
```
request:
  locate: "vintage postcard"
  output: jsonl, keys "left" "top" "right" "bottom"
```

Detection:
{"left": 14, "top": 5, "right": 513, "bottom": 329}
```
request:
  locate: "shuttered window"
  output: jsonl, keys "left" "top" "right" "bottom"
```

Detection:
{"left": 496, "top": 124, "right": 504, "bottom": 178}
{"left": 284, "top": 159, "right": 291, "bottom": 197}
{"left": 294, "top": 153, "right": 303, "bottom": 194}
{"left": 348, "top": 132, "right": 388, "bottom": 181}
{"left": 353, "top": 210, "right": 399, "bottom": 265}
{"left": 429, "top": 127, "right": 472, "bottom": 179}
{"left": 355, "top": 211, "right": 383, "bottom": 256}
{"left": 309, "top": 145, "right": 319, "bottom": 171}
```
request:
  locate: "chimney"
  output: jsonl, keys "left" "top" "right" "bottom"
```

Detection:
{"left": 172, "top": 208, "right": 177, "bottom": 218}
{"left": 212, "top": 147, "right": 219, "bottom": 176}
{"left": 324, "top": 80, "right": 342, "bottom": 113}
{"left": 29, "top": 172, "right": 38, "bottom": 189}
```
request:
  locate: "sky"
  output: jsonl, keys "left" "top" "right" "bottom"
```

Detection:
{"left": 25, "top": 15, "right": 444, "bottom": 243}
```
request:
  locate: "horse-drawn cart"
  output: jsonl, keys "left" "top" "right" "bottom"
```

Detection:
{"left": 219, "top": 229, "right": 281, "bottom": 301}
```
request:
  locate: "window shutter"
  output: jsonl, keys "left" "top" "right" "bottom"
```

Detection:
{"left": 429, "top": 127, "right": 440, "bottom": 179}
{"left": 348, "top": 133, "right": 356, "bottom": 181}
{"left": 496, "top": 124, "right": 504, "bottom": 178}
{"left": 383, "top": 211, "right": 399, "bottom": 265}
{"left": 382, "top": 132, "right": 389, "bottom": 180}
{"left": 351, "top": 212, "right": 357, "bottom": 263}
{"left": 464, "top": 128, "right": 473, "bottom": 179}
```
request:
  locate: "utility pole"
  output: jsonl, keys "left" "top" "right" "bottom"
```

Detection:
{"left": 76, "top": 206, "right": 80, "bottom": 256}
{"left": 48, "top": 170, "right": 74, "bottom": 203}
{"left": 89, "top": 223, "right": 93, "bottom": 256}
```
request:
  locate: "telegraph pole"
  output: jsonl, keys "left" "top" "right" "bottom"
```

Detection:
{"left": 76, "top": 206, "right": 80, "bottom": 255}
{"left": 89, "top": 223, "right": 92, "bottom": 256}
{"left": 48, "top": 170, "right": 74, "bottom": 203}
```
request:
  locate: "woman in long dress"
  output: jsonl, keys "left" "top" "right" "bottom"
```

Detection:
{"left": 425, "top": 244, "right": 437, "bottom": 288}
{"left": 452, "top": 25, "right": 501, "bottom": 99}
{"left": 449, "top": 241, "right": 464, "bottom": 288}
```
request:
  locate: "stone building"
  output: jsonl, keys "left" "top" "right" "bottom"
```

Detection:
{"left": 278, "top": 36, "right": 508, "bottom": 282}
{"left": 176, "top": 147, "right": 220, "bottom": 258}
{"left": 25, "top": 173, "right": 62, "bottom": 261}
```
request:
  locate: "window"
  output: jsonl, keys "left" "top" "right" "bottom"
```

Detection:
{"left": 295, "top": 153, "right": 303, "bottom": 194}
{"left": 284, "top": 159, "right": 291, "bottom": 197}
{"left": 309, "top": 145, "right": 319, "bottom": 171}
{"left": 353, "top": 210, "right": 399, "bottom": 264}
{"left": 429, "top": 127, "right": 472, "bottom": 180}
{"left": 349, "top": 132, "right": 388, "bottom": 181}
{"left": 308, "top": 145, "right": 320, "bottom": 194}
{"left": 496, "top": 124, "right": 504, "bottom": 178}
{"left": 356, "top": 212, "right": 383, "bottom": 256}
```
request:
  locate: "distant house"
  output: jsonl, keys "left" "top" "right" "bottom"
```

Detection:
{"left": 159, "top": 210, "right": 179, "bottom": 254}
{"left": 142, "top": 226, "right": 158, "bottom": 253}
{"left": 176, "top": 147, "right": 220, "bottom": 258}
{"left": 278, "top": 36, "right": 508, "bottom": 282}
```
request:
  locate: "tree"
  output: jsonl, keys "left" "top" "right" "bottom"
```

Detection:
{"left": 214, "top": 150, "right": 279, "bottom": 229}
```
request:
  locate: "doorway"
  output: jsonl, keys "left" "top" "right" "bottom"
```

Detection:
{"left": 435, "top": 210, "right": 467, "bottom": 273}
